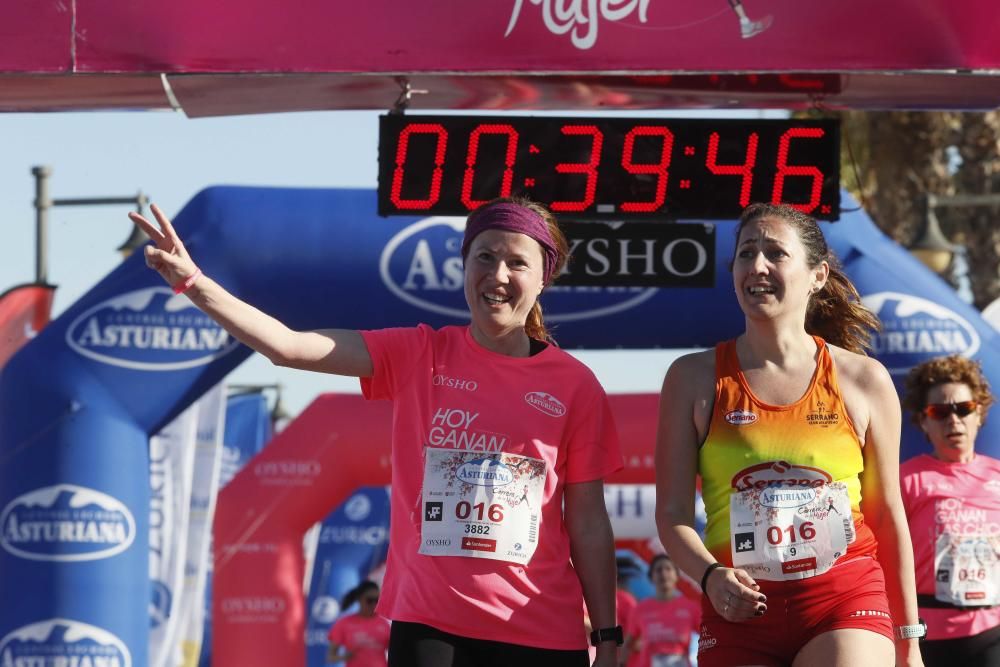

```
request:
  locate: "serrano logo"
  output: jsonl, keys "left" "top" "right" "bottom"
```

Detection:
{"left": 0, "top": 619, "right": 132, "bottom": 667}
{"left": 731, "top": 461, "right": 832, "bottom": 493}
{"left": 379, "top": 217, "right": 657, "bottom": 322}
{"left": 457, "top": 458, "right": 514, "bottom": 487}
{"left": 524, "top": 391, "right": 566, "bottom": 417}
{"left": 862, "top": 292, "right": 980, "bottom": 373}
{"left": 66, "top": 287, "right": 239, "bottom": 370}
{"left": 1, "top": 484, "right": 136, "bottom": 562}
{"left": 725, "top": 410, "right": 758, "bottom": 426}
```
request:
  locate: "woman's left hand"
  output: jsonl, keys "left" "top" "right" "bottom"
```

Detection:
{"left": 592, "top": 643, "right": 618, "bottom": 667}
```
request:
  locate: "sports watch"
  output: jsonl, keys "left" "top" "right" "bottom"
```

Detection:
{"left": 590, "top": 625, "right": 624, "bottom": 647}
{"left": 895, "top": 619, "right": 927, "bottom": 641}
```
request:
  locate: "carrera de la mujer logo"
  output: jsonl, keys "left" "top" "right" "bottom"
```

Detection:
{"left": 379, "top": 217, "right": 657, "bottom": 322}
{"left": 66, "top": 287, "right": 240, "bottom": 370}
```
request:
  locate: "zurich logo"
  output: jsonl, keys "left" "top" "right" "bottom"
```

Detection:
{"left": 311, "top": 596, "right": 340, "bottom": 625}
{"left": 0, "top": 484, "right": 136, "bottom": 562}
{"left": 862, "top": 292, "right": 980, "bottom": 373}
{"left": 0, "top": 619, "right": 132, "bottom": 667}
{"left": 149, "top": 579, "right": 173, "bottom": 629}
{"left": 344, "top": 494, "right": 372, "bottom": 522}
{"left": 379, "top": 217, "right": 657, "bottom": 321}
{"left": 456, "top": 458, "right": 514, "bottom": 487}
{"left": 66, "top": 287, "right": 240, "bottom": 371}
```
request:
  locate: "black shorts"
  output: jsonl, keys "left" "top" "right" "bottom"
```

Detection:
{"left": 387, "top": 620, "right": 590, "bottom": 667}
{"left": 919, "top": 624, "right": 1000, "bottom": 667}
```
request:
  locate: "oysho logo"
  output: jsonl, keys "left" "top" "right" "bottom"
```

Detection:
{"left": 66, "top": 287, "right": 239, "bottom": 371}
{"left": 221, "top": 596, "right": 286, "bottom": 624}
{"left": 524, "top": 391, "right": 567, "bottom": 417}
{"left": 254, "top": 459, "right": 322, "bottom": 486}
{"left": 433, "top": 374, "right": 479, "bottom": 392}
{"left": 725, "top": 410, "right": 758, "bottom": 426}
{"left": 456, "top": 458, "right": 514, "bottom": 487}
{"left": 863, "top": 292, "right": 980, "bottom": 373}
{"left": 1, "top": 484, "right": 136, "bottom": 562}
{"left": 379, "top": 217, "right": 657, "bottom": 322}
{"left": 0, "top": 618, "right": 132, "bottom": 667}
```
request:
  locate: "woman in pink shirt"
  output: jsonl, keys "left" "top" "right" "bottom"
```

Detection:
{"left": 327, "top": 581, "right": 390, "bottom": 666}
{"left": 621, "top": 555, "right": 700, "bottom": 667}
{"left": 901, "top": 355, "right": 1000, "bottom": 666}
{"left": 131, "top": 197, "right": 623, "bottom": 667}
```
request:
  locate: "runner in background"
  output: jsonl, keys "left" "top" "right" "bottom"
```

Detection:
{"left": 326, "top": 581, "right": 390, "bottom": 666}
{"left": 655, "top": 203, "right": 924, "bottom": 666}
{"left": 621, "top": 555, "right": 700, "bottom": 667}
{"left": 901, "top": 355, "right": 1000, "bottom": 666}
{"left": 131, "top": 197, "right": 623, "bottom": 666}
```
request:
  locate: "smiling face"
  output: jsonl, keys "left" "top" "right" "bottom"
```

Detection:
{"left": 463, "top": 229, "right": 545, "bottom": 344}
{"left": 732, "top": 217, "right": 829, "bottom": 323}
{"left": 920, "top": 382, "right": 981, "bottom": 463}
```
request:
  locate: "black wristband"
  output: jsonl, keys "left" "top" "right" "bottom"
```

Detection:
{"left": 700, "top": 562, "right": 723, "bottom": 595}
{"left": 590, "top": 625, "right": 624, "bottom": 647}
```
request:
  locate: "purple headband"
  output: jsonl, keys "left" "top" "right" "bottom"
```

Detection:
{"left": 461, "top": 202, "right": 559, "bottom": 284}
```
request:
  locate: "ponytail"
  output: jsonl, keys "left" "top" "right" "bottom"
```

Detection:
{"left": 805, "top": 264, "right": 880, "bottom": 354}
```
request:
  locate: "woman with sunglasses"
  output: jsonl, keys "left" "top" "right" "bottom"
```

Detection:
{"left": 656, "top": 203, "right": 923, "bottom": 667}
{"left": 327, "top": 581, "right": 390, "bottom": 666}
{"left": 620, "top": 554, "right": 700, "bottom": 667}
{"left": 901, "top": 355, "right": 1000, "bottom": 666}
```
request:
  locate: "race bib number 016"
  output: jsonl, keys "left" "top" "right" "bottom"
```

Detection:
{"left": 419, "top": 448, "right": 546, "bottom": 565}
{"left": 934, "top": 533, "right": 1000, "bottom": 607}
{"left": 731, "top": 481, "right": 854, "bottom": 581}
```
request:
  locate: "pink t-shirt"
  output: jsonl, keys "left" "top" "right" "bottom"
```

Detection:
{"left": 626, "top": 595, "right": 701, "bottom": 664}
{"left": 360, "top": 324, "right": 623, "bottom": 650}
{"left": 900, "top": 453, "right": 1000, "bottom": 640}
{"left": 327, "top": 613, "right": 390, "bottom": 667}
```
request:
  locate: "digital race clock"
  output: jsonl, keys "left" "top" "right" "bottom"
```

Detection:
{"left": 377, "top": 115, "right": 840, "bottom": 221}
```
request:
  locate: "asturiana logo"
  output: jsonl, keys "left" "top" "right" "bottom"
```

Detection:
{"left": 524, "top": 391, "right": 567, "bottom": 417}
{"left": 66, "top": 287, "right": 240, "bottom": 371}
{"left": 862, "top": 292, "right": 980, "bottom": 372}
{"left": 725, "top": 410, "right": 758, "bottom": 426}
{"left": 1, "top": 484, "right": 136, "bottom": 562}
{"left": 379, "top": 217, "right": 656, "bottom": 322}
{"left": 0, "top": 618, "right": 132, "bottom": 667}
{"left": 457, "top": 458, "right": 514, "bottom": 487}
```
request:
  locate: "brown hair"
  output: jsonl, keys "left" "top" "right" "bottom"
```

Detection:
{"left": 734, "top": 203, "right": 881, "bottom": 354}
{"left": 464, "top": 197, "right": 569, "bottom": 344}
{"left": 901, "top": 355, "right": 994, "bottom": 426}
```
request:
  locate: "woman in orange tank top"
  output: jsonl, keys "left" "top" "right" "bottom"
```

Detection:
{"left": 654, "top": 204, "right": 924, "bottom": 667}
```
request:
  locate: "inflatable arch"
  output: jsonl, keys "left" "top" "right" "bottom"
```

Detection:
{"left": 2, "top": 186, "right": 1000, "bottom": 665}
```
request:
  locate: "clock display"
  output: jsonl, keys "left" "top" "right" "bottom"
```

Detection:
{"left": 378, "top": 115, "right": 840, "bottom": 220}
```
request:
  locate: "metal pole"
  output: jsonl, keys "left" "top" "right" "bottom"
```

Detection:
{"left": 31, "top": 165, "right": 52, "bottom": 284}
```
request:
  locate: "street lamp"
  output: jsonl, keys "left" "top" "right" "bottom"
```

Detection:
{"left": 908, "top": 198, "right": 956, "bottom": 275}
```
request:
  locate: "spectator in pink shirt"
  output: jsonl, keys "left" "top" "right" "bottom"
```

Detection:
{"left": 327, "top": 581, "right": 390, "bottom": 666}
{"left": 901, "top": 355, "right": 1000, "bottom": 666}
{"left": 132, "top": 197, "right": 623, "bottom": 667}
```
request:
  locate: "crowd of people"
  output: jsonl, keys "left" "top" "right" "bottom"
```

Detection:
{"left": 131, "top": 197, "right": 1000, "bottom": 667}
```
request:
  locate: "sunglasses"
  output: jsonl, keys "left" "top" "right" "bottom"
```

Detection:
{"left": 361, "top": 596, "right": 379, "bottom": 604}
{"left": 923, "top": 400, "right": 978, "bottom": 420}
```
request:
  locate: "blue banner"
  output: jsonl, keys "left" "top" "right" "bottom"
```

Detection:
{"left": 304, "top": 487, "right": 390, "bottom": 667}
{"left": 3, "top": 186, "right": 1000, "bottom": 664}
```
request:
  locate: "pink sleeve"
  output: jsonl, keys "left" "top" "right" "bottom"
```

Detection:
{"left": 359, "top": 325, "right": 431, "bottom": 400}
{"left": 328, "top": 616, "right": 346, "bottom": 644}
{"left": 564, "top": 384, "right": 623, "bottom": 484}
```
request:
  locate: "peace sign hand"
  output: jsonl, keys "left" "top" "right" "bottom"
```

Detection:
{"left": 128, "top": 204, "right": 201, "bottom": 292}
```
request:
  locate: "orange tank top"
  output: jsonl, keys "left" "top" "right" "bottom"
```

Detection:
{"left": 698, "top": 336, "right": 878, "bottom": 568}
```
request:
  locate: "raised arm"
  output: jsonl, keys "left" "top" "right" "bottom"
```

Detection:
{"left": 851, "top": 356, "right": 923, "bottom": 667}
{"left": 130, "top": 204, "right": 373, "bottom": 377}
{"left": 654, "top": 352, "right": 766, "bottom": 622}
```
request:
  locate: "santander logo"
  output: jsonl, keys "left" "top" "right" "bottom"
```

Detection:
{"left": 725, "top": 410, "right": 758, "bottom": 426}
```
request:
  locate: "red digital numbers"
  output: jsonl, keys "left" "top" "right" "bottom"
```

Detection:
{"left": 455, "top": 501, "right": 505, "bottom": 522}
{"left": 390, "top": 123, "right": 448, "bottom": 210}
{"left": 550, "top": 125, "right": 603, "bottom": 213}
{"left": 706, "top": 131, "right": 759, "bottom": 208}
{"left": 461, "top": 124, "right": 519, "bottom": 210}
{"left": 771, "top": 127, "right": 826, "bottom": 213}
{"left": 620, "top": 126, "right": 674, "bottom": 213}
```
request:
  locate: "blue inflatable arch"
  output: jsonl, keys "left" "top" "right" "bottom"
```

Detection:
{"left": 2, "top": 186, "right": 999, "bottom": 664}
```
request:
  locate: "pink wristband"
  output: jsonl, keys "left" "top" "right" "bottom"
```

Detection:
{"left": 172, "top": 268, "right": 202, "bottom": 295}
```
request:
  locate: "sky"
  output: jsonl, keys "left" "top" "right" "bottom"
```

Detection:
{"left": 0, "top": 109, "right": 774, "bottom": 417}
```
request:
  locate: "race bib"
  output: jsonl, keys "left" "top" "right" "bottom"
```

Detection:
{"left": 730, "top": 481, "right": 854, "bottom": 581}
{"left": 419, "top": 448, "right": 546, "bottom": 565}
{"left": 934, "top": 532, "right": 1000, "bottom": 607}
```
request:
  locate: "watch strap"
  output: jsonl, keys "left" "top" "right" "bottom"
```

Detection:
{"left": 590, "top": 625, "right": 624, "bottom": 647}
{"left": 895, "top": 619, "right": 927, "bottom": 640}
